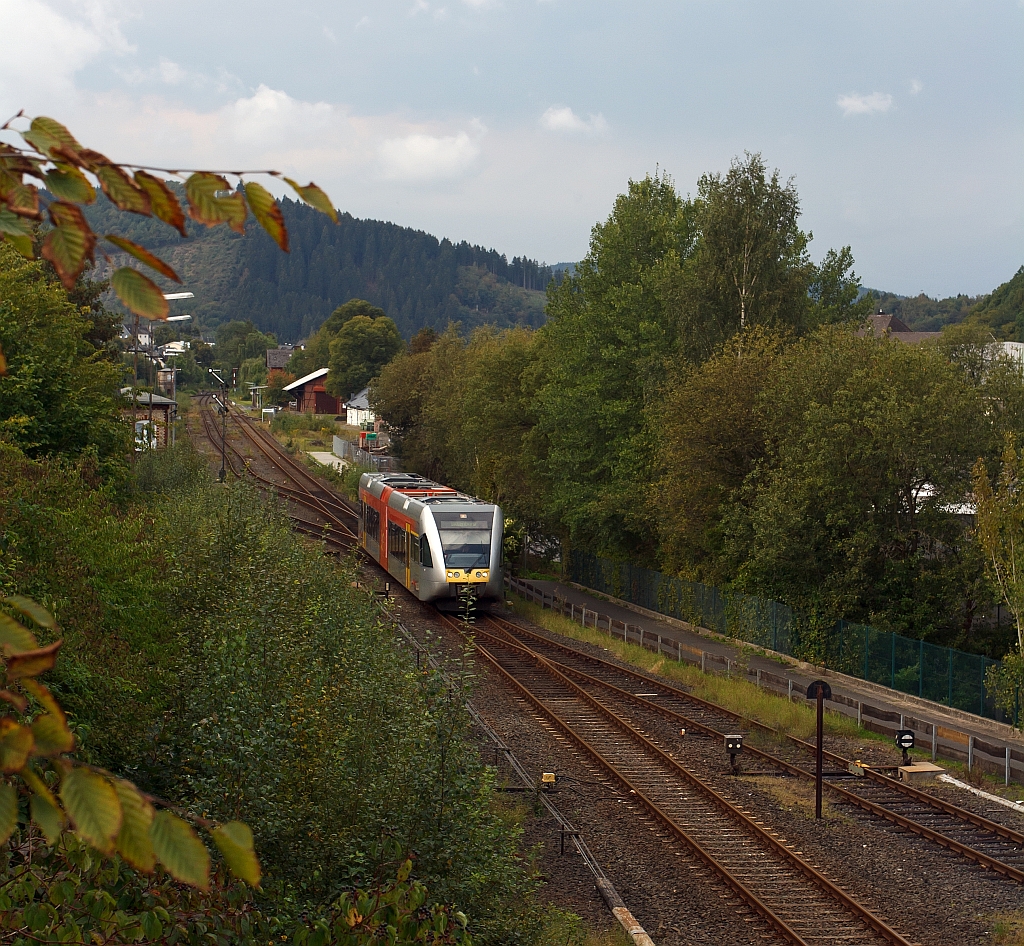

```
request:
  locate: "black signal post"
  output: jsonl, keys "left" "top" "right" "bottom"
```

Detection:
{"left": 209, "top": 368, "right": 227, "bottom": 482}
{"left": 806, "top": 679, "right": 832, "bottom": 819}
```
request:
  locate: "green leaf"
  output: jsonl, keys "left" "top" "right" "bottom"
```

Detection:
{"left": 31, "top": 714, "right": 74, "bottom": 756}
{"left": 96, "top": 165, "right": 151, "bottom": 215}
{"left": 104, "top": 236, "right": 180, "bottom": 282}
{"left": 44, "top": 165, "right": 95, "bottom": 204}
{"left": 5, "top": 639, "right": 62, "bottom": 680}
{"left": 0, "top": 613, "right": 38, "bottom": 654}
{"left": 0, "top": 781, "right": 16, "bottom": 844}
{"left": 149, "top": 810, "right": 210, "bottom": 889}
{"left": 111, "top": 268, "right": 170, "bottom": 320}
{"left": 0, "top": 719, "right": 34, "bottom": 773}
{"left": 243, "top": 181, "right": 288, "bottom": 252}
{"left": 40, "top": 201, "right": 96, "bottom": 289}
{"left": 134, "top": 171, "right": 187, "bottom": 237}
{"left": 30, "top": 791, "right": 64, "bottom": 845}
{"left": 212, "top": 821, "right": 261, "bottom": 887}
{"left": 5, "top": 595, "right": 57, "bottom": 631}
{"left": 184, "top": 172, "right": 247, "bottom": 233}
{"left": 113, "top": 780, "right": 156, "bottom": 872}
{"left": 283, "top": 177, "right": 338, "bottom": 223}
{"left": 60, "top": 767, "right": 122, "bottom": 854}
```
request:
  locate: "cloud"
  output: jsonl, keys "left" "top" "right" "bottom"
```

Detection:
{"left": 837, "top": 92, "right": 894, "bottom": 116}
{"left": 539, "top": 105, "right": 608, "bottom": 134}
{"left": 910, "top": 79, "right": 923, "bottom": 95}
{"left": 0, "top": 0, "right": 132, "bottom": 106}
{"left": 379, "top": 126, "right": 483, "bottom": 180}
{"left": 323, "top": 25, "right": 337, "bottom": 43}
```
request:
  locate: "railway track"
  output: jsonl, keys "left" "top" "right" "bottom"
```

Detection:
{"left": 478, "top": 613, "right": 1024, "bottom": 884}
{"left": 434, "top": 610, "right": 916, "bottom": 946}
{"left": 193, "top": 394, "right": 358, "bottom": 550}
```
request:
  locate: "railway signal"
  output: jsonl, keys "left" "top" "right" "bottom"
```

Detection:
{"left": 806, "top": 679, "right": 832, "bottom": 819}
{"left": 208, "top": 368, "right": 228, "bottom": 482}
{"left": 724, "top": 734, "right": 743, "bottom": 774}
{"left": 895, "top": 729, "right": 915, "bottom": 766}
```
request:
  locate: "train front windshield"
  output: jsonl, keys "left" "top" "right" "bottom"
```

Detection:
{"left": 434, "top": 511, "right": 493, "bottom": 568}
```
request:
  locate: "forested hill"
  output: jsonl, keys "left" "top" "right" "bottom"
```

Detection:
{"left": 862, "top": 265, "right": 1024, "bottom": 336}
{"left": 83, "top": 190, "right": 555, "bottom": 341}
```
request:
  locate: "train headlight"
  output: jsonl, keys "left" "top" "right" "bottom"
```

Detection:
{"left": 475, "top": 571, "right": 483, "bottom": 578}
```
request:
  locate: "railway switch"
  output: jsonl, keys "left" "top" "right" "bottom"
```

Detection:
{"left": 725, "top": 734, "right": 743, "bottom": 774}
{"left": 895, "top": 729, "right": 915, "bottom": 766}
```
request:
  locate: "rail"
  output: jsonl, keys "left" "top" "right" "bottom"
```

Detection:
{"left": 508, "top": 575, "right": 1024, "bottom": 787}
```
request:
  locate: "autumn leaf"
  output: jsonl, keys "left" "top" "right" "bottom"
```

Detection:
{"left": 5, "top": 639, "right": 62, "bottom": 680}
{"left": 185, "top": 172, "right": 246, "bottom": 233}
{"left": 105, "top": 235, "right": 180, "bottom": 282}
{"left": 40, "top": 201, "right": 96, "bottom": 288}
{"left": 97, "top": 165, "right": 151, "bottom": 215}
{"left": 135, "top": 171, "right": 187, "bottom": 237}
{"left": 21, "top": 766, "right": 65, "bottom": 844}
{"left": 0, "top": 719, "right": 34, "bottom": 773}
{"left": 111, "top": 267, "right": 170, "bottom": 320}
{"left": 44, "top": 165, "right": 95, "bottom": 204}
{"left": 283, "top": 177, "right": 338, "bottom": 223}
{"left": 21, "top": 116, "right": 82, "bottom": 159}
{"left": 243, "top": 181, "right": 288, "bottom": 251}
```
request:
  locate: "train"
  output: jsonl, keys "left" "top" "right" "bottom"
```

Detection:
{"left": 358, "top": 472, "right": 504, "bottom": 608}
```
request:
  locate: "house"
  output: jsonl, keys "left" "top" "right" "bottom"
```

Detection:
{"left": 282, "top": 368, "right": 341, "bottom": 414}
{"left": 859, "top": 312, "right": 941, "bottom": 345}
{"left": 266, "top": 347, "right": 293, "bottom": 376}
{"left": 345, "top": 387, "right": 375, "bottom": 427}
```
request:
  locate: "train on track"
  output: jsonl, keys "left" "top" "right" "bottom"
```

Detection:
{"left": 358, "top": 472, "right": 503, "bottom": 608}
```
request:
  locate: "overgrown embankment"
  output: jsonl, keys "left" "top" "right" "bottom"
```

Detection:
{"left": 0, "top": 442, "right": 546, "bottom": 943}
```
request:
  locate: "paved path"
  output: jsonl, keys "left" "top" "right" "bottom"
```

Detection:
{"left": 518, "top": 578, "right": 1024, "bottom": 784}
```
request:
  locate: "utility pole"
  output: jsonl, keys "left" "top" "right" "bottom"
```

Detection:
{"left": 209, "top": 368, "right": 228, "bottom": 482}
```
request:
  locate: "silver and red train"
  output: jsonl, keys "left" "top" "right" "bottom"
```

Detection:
{"left": 358, "top": 472, "right": 504, "bottom": 607}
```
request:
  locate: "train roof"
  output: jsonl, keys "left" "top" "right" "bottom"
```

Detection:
{"left": 359, "top": 471, "right": 494, "bottom": 507}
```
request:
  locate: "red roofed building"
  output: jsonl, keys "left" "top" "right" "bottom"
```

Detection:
{"left": 283, "top": 368, "right": 341, "bottom": 414}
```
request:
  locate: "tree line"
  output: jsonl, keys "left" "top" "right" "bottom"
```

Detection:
{"left": 83, "top": 189, "right": 558, "bottom": 342}
{"left": 371, "top": 155, "right": 1024, "bottom": 661}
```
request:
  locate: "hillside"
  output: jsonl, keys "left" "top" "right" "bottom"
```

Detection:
{"left": 971, "top": 265, "right": 1024, "bottom": 339}
{"left": 862, "top": 266, "right": 1024, "bottom": 337}
{"left": 83, "top": 190, "right": 556, "bottom": 341}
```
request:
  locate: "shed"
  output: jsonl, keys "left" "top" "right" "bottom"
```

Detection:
{"left": 346, "top": 387, "right": 375, "bottom": 427}
{"left": 121, "top": 389, "right": 178, "bottom": 448}
{"left": 283, "top": 368, "right": 341, "bottom": 414}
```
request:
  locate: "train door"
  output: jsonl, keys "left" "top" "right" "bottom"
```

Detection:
{"left": 405, "top": 523, "right": 411, "bottom": 589}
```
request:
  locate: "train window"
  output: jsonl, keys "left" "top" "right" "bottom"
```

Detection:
{"left": 419, "top": 535, "right": 433, "bottom": 568}
{"left": 364, "top": 505, "right": 380, "bottom": 541}
{"left": 433, "top": 511, "right": 493, "bottom": 568}
{"left": 387, "top": 522, "right": 407, "bottom": 561}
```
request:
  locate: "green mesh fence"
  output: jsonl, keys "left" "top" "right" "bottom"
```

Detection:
{"left": 569, "top": 552, "right": 1003, "bottom": 720}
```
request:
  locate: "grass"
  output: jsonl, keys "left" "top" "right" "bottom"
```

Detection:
{"left": 748, "top": 774, "right": 847, "bottom": 822}
{"left": 990, "top": 912, "right": 1024, "bottom": 944}
{"left": 508, "top": 595, "right": 862, "bottom": 743}
{"left": 539, "top": 911, "right": 634, "bottom": 946}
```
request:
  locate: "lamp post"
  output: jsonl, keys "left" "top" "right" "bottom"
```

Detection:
{"left": 209, "top": 368, "right": 227, "bottom": 482}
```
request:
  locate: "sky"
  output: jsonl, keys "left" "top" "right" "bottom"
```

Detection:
{"left": 2, "top": 0, "right": 1022, "bottom": 297}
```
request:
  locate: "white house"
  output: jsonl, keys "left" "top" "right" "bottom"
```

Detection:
{"left": 346, "top": 387, "right": 375, "bottom": 427}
